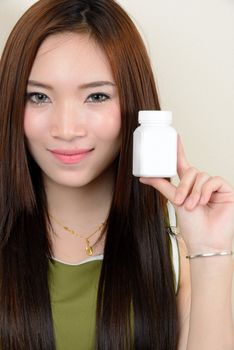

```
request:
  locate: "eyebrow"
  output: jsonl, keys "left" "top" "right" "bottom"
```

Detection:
{"left": 27, "top": 80, "right": 116, "bottom": 90}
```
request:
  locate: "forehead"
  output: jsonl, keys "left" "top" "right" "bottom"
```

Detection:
{"left": 36, "top": 32, "right": 94, "bottom": 55}
{"left": 29, "top": 32, "right": 113, "bottom": 81}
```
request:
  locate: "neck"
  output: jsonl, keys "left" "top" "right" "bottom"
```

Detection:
{"left": 44, "top": 166, "right": 116, "bottom": 262}
{"left": 45, "top": 167, "right": 115, "bottom": 226}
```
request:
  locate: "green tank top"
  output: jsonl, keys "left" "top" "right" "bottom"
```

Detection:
{"left": 48, "top": 258, "right": 101, "bottom": 350}
{"left": 48, "top": 234, "right": 179, "bottom": 350}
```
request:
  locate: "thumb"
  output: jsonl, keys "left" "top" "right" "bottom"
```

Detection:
{"left": 139, "top": 177, "right": 177, "bottom": 204}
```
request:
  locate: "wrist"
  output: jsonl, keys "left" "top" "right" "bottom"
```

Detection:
{"left": 189, "top": 255, "right": 234, "bottom": 278}
{"left": 186, "top": 250, "right": 233, "bottom": 259}
{"left": 185, "top": 243, "right": 233, "bottom": 256}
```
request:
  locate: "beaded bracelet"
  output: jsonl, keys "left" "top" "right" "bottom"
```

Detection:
{"left": 186, "top": 251, "right": 233, "bottom": 259}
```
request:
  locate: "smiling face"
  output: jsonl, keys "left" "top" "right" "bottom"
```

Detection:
{"left": 24, "top": 32, "right": 121, "bottom": 189}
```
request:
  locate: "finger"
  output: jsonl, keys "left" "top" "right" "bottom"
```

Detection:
{"left": 174, "top": 167, "right": 198, "bottom": 205}
{"left": 199, "top": 176, "right": 234, "bottom": 205}
{"left": 139, "top": 177, "right": 177, "bottom": 204}
{"left": 209, "top": 192, "right": 234, "bottom": 204}
{"left": 183, "top": 172, "right": 211, "bottom": 210}
{"left": 177, "top": 135, "right": 190, "bottom": 179}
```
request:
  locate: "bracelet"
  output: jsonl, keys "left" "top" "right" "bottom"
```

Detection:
{"left": 186, "top": 250, "right": 233, "bottom": 259}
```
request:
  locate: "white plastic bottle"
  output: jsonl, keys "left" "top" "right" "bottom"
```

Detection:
{"left": 133, "top": 110, "right": 177, "bottom": 177}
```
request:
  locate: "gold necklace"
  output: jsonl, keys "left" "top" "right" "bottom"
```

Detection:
{"left": 49, "top": 214, "right": 105, "bottom": 256}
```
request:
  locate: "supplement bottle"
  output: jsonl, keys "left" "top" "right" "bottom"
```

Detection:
{"left": 133, "top": 110, "right": 177, "bottom": 177}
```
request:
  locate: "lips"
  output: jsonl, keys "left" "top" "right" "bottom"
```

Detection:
{"left": 50, "top": 148, "right": 93, "bottom": 155}
{"left": 49, "top": 148, "right": 94, "bottom": 164}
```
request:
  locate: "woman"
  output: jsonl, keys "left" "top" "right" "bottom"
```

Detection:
{"left": 0, "top": 0, "right": 233, "bottom": 349}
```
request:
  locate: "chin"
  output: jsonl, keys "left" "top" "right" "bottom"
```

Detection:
{"left": 43, "top": 168, "right": 106, "bottom": 188}
{"left": 42, "top": 156, "right": 118, "bottom": 189}
{"left": 44, "top": 173, "right": 93, "bottom": 188}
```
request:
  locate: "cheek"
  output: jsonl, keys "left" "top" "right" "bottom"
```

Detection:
{"left": 93, "top": 106, "right": 121, "bottom": 142}
{"left": 23, "top": 108, "right": 49, "bottom": 141}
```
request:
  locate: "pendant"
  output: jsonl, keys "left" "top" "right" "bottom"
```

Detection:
{"left": 85, "top": 239, "right": 93, "bottom": 256}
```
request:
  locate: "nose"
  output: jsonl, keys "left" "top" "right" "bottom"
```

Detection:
{"left": 50, "top": 102, "right": 87, "bottom": 141}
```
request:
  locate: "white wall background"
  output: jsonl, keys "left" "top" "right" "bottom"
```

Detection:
{"left": 1, "top": 0, "right": 234, "bottom": 312}
{"left": 1, "top": 0, "right": 233, "bottom": 184}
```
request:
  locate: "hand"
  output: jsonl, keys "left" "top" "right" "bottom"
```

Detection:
{"left": 139, "top": 135, "right": 234, "bottom": 254}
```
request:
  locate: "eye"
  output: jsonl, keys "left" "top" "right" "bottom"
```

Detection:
{"left": 26, "top": 92, "right": 51, "bottom": 105}
{"left": 85, "top": 93, "right": 110, "bottom": 104}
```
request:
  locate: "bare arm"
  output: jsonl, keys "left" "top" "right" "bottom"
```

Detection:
{"left": 140, "top": 136, "right": 234, "bottom": 349}
{"left": 186, "top": 252, "right": 234, "bottom": 349}
{"left": 176, "top": 234, "right": 234, "bottom": 350}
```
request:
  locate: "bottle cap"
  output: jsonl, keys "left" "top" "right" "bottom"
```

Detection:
{"left": 138, "top": 110, "right": 172, "bottom": 124}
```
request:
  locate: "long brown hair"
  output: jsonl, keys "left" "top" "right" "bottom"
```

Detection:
{"left": 0, "top": 0, "right": 179, "bottom": 348}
